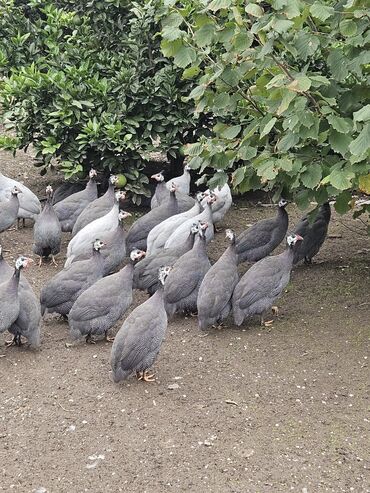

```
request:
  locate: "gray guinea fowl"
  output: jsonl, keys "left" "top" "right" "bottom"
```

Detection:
{"left": 52, "top": 182, "right": 85, "bottom": 205}
{"left": 293, "top": 202, "right": 331, "bottom": 265}
{"left": 72, "top": 175, "right": 119, "bottom": 236}
{"left": 150, "top": 171, "right": 167, "bottom": 209}
{"left": 236, "top": 198, "right": 289, "bottom": 264}
{"left": 165, "top": 164, "right": 191, "bottom": 195}
{"left": 0, "top": 171, "right": 41, "bottom": 225}
{"left": 0, "top": 186, "right": 22, "bottom": 233}
{"left": 133, "top": 222, "right": 199, "bottom": 294}
{"left": 232, "top": 233, "right": 303, "bottom": 327}
{"left": 126, "top": 183, "right": 179, "bottom": 252}
{"left": 0, "top": 256, "right": 32, "bottom": 334}
{"left": 40, "top": 239, "right": 105, "bottom": 317}
{"left": 0, "top": 246, "right": 41, "bottom": 348}
{"left": 197, "top": 229, "right": 239, "bottom": 330}
{"left": 53, "top": 169, "right": 98, "bottom": 232}
{"left": 164, "top": 221, "right": 211, "bottom": 318}
{"left": 67, "top": 210, "right": 131, "bottom": 275}
{"left": 69, "top": 249, "right": 145, "bottom": 343}
{"left": 33, "top": 186, "right": 62, "bottom": 266}
{"left": 111, "top": 266, "right": 171, "bottom": 383}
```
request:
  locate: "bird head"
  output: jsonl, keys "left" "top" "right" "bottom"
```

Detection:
{"left": 130, "top": 248, "right": 146, "bottom": 262}
{"left": 198, "top": 220, "right": 208, "bottom": 236}
{"left": 184, "top": 164, "right": 191, "bottom": 172}
{"left": 15, "top": 256, "right": 33, "bottom": 270}
{"left": 190, "top": 222, "right": 199, "bottom": 235}
{"left": 225, "top": 229, "right": 235, "bottom": 242}
{"left": 158, "top": 265, "right": 172, "bottom": 285}
{"left": 118, "top": 210, "right": 131, "bottom": 221}
{"left": 115, "top": 190, "right": 126, "bottom": 202}
{"left": 279, "top": 198, "right": 288, "bottom": 208}
{"left": 151, "top": 171, "right": 165, "bottom": 182}
{"left": 89, "top": 169, "right": 97, "bottom": 179}
{"left": 46, "top": 185, "right": 53, "bottom": 196}
{"left": 93, "top": 239, "right": 106, "bottom": 251}
{"left": 286, "top": 233, "right": 303, "bottom": 248}
{"left": 169, "top": 182, "right": 178, "bottom": 193}
{"left": 110, "top": 175, "right": 119, "bottom": 185}
{"left": 206, "top": 192, "right": 217, "bottom": 205}
{"left": 11, "top": 186, "right": 22, "bottom": 196}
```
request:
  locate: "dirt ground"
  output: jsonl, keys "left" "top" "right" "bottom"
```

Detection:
{"left": 0, "top": 150, "right": 369, "bottom": 493}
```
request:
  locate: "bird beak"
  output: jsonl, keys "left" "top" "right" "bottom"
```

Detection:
{"left": 26, "top": 259, "right": 34, "bottom": 269}
{"left": 296, "top": 234, "right": 303, "bottom": 241}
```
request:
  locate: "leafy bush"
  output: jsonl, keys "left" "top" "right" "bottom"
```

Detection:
{"left": 0, "top": 0, "right": 197, "bottom": 203}
{"left": 159, "top": 0, "right": 370, "bottom": 215}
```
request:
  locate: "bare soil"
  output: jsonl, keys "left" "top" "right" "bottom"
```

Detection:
{"left": 0, "top": 150, "right": 369, "bottom": 493}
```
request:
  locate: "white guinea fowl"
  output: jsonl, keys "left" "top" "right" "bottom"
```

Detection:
{"left": 146, "top": 193, "right": 203, "bottom": 255}
{"left": 202, "top": 182, "right": 232, "bottom": 224}
{"left": 164, "top": 193, "right": 216, "bottom": 249}
{"left": 0, "top": 171, "right": 41, "bottom": 224}
{"left": 65, "top": 190, "right": 125, "bottom": 267}
{"left": 165, "top": 164, "right": 191, "bottom": 195}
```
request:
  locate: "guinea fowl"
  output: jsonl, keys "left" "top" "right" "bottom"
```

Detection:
{"left": 53, "top": 169, "right": 98, "bottom": 232}
{"left": 40, "top": 239, "right": 105, "bottom": 317}
{"left": 164, "top": 221, "right": 211, "bottom": 318}
{"left": 293, "top": 202, "right": 331, "bottom": 265}
{"left": 133, "top": 223, "right": 199, "bottom": 294}
{"left": 69, "top": 249, "right": 145, "bottom": 343}
{"left": 65, "top": 191, "right": 125, "bottom": 267}
{"left": 0, "top": 257, "right": 32, "bottom": 334}
{"left": 165, "top": 164, "right": 191, "bottom": 195}
{"left": 66, "top": 210, "right": 131, "bottom": 275}
{"left": 202, "top": 183, "right": 232, "bottom": 225}
{"left": 72, "top": 175, "right": 119, "bottom": 236}
{"left": 52, "top": 182, "right": 85, "bottom": 205}
{"left": 33, "top": 186, "right": 62, "bottom": 266}
{"left": 197, "top": 229, "right": 239, "bottom": 330}
{"left": 0, "top": 186, "right": 22, "bottom": 233}
{"left": 151, "top": 171, "right": 195, "bottom": 211}
{"left": 0, "top": 246, "right": 41, "bottom": 348}
{"left": 236, "top": 198, "right": 289, "bottom": 264}
{"left": 232, "top": 233, "right": 303, "bottom": 327}
{"left": 146, "top": 194, "right": 202, "bottom": 255}
{"left": 126, "top": 183, "right": 179, "bottom": 252}
{"left": 0, "top": 171, "right": 41, "bottom": 226}
{"left": 164, "top": 193, "right": 216, "bottom": 249}
{"left": 111, "top": 266, "right": 171, "bottom": 383}
{"left": 150, "top": 171, "right": 167, "bottom": 209}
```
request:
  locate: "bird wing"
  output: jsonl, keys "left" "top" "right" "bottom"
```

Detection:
{"left": 236, "top": 218, "right": 276, "bottom": 251}
{"left": 165, "top": 254, "right": 209, "bottom": 304}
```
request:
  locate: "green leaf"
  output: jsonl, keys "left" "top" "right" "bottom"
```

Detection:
{"left": 162, "top": 12, "right": 184, "bottom": 28}
{"left": 326, "top": 114, "right": 352, "bottom": 134}
{"left": 334, "top": 191, "right": 352, "bottom": 214}
{"left": 329, "top": 129, "right": 351, "bottom": 157}
{"left": 174, "top": 45, "right": 196, "bottom": 68}
{"left": 194, "top": 23, "right": 215, "bottom": 47}
{"left": 309, "top": 2, "right": 334, "bottom": 21}
{"left": 255, "top": 160, "right": 278, "bottom": 181}
{"left": 295, "top": 32, "right": 319, "bottom": 61}
{"left": 353, "top": 105, "right": 370, "bottom": 123}
{"left": 339, "top": 19, "right": 357, "bottom": 37}
{"left": 162, "top": 26, "right": 184, "bottom": 41}
{"left": 327, "top": 168, "right": 355, "bottom": 190}
{"left": 349, "top": 124, "right": 370, "bottom": 156}
{"left": 245, "top": 4, "right": 264, "bottom": 17}
{"left": 221, "top": 125, "right": 242, "bottom": 139}
{"left": 207, "top": 0, "right": 231, "bottom": 12}
{"left": 182, "top": 66, "right": 201, "bottom": 79}
{"left": 188, "top": 84, "right": 206, "bottom": 99}
{"left": 213, "top": 92, "right": 231, "bottom": 109}
{"left": 288, "top": 75, "right": 311, "bottom": 92}
{"left": 277, "top": 90, "right": 296, "bottom": 115}
{"left": 232, "top": 166, "right": 246, "bottom": 186}
{"left": 260, "top": 117, "right": 277, "bottom": 138}
{"left": 237, "top": 145, "right": 257, "bottom": 160}
{"left": 300, "top": 164, "right": 322, "bottom": 189}
{"left": 277, "top": 132, "right": 299, "bottom": 152}
{"left": 186, "top": 142, "right": 203, "bottom": 156}
{"left": 327, "top": 49, "right": 349, "bottom": 81}
{"left": 160, "top": 39, "right": 182, "bottom": 57}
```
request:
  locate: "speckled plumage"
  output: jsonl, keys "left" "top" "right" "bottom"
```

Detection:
{"left": 134, "top": 228, "right": 197, "bottom": 294}
{"left": 69, "top": 262, "right": 135, "bottom": 341}
{"left": 33, "top": 188, "right": 61, "bottom": 260}
{"left": 293, "top": 202, "right": 331, "bottom": 264}
{"left": 232, "top": 235, "right": 302, "bottom": 326}
{"left": 40, "top": 246, "right": 104, "bottom": 316}
{"left": 72, "top": 177, "right": 118, "bottom": 236}
{"left": 53, "top": 172, "right": 97, "bottom": 232}
{"left": 111, "top": 283, "right": 167, "bottom": 382}
{"left": 197, "top": 230, "right": 239, "bottom": 330}
{"left": 236, "top": 201, "right": 288, "bottom": 264}
{"left": 165, "top": 165, "right": 191, "bottom": 195}
{"left": 126, "top": 189, "right": 179, "bottom": 252}
{"left": 164, "top": 228, "right": 211, "bottom": 317}
{"left": 0, "top": 189, "right": 20, "bottom": 232}
{"left": 0, "top": 171, "right": 41, "bottom": 221}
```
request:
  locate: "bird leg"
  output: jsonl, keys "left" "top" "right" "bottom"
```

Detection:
{"left": 51, "top": 255, "right": 58, "bottom": 267}
{"left": 5, "top": 334, "right": 22, "bottom": 347}
{"left": 85, "top": 333, "right": 96, "bottom": 344}
{"left": 105, "top": 331, "right": 115, "bottom": 343}
{"left": 304, "top": 256, "right": 312, "bottom": 265}
{"left": 260, "top": 313, "right": 274, "bottom": 327}
{"left": 271, "top": 306, "right": 279, "bottom": 316}
{"left": 136, "top": 370, "right": 156, "bottom": 382}
{"left": 38, "top": 256, "right": 43, "bottom": 267}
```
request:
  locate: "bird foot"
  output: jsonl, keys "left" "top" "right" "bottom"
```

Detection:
{"left": 189, "top": 311, "right": 198, "bottom": 317}
{"left": 136, "top": 370, "right": 156, "bottom": 382}
{"left": 271, "top": 306, "right": 279, "bottom": 316}
{"left": 5, "top": 338, "right": 17, "bottom": 347}
{"left": 105, "top": 333, "right": 115, "bottom": 343}
{"left": 263, "top": 320, "right": 274, "bottom": 327}
{"left": 51, "top": 256, "right": 58, "bottom": 267}
{"left": 38, "top": 257, "right": 43, "bottom": 267}
{"left": 85, "top": 335, "right": 96, "bottom": 344}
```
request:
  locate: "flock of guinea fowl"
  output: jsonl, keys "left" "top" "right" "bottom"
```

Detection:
{"left": 0, "top": 166, "right": 331, "bottom": 383}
